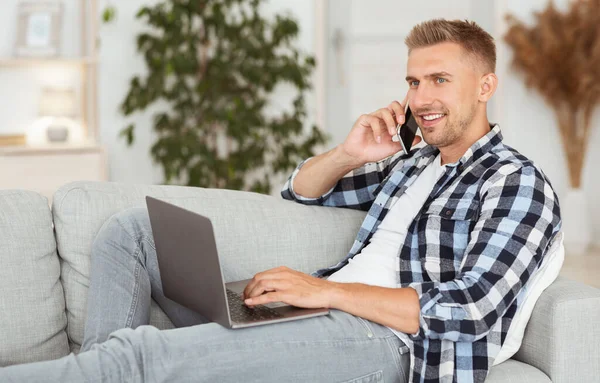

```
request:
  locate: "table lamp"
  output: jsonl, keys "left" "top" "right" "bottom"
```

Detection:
{"left": 38, "top": 87, "right": 78, "bottom": 143}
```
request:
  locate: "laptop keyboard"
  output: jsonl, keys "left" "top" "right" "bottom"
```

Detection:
{"left": 226, "top": 289, "right": 284, "bottom": 322}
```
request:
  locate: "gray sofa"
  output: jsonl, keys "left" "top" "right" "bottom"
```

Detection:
{"left": 1, "top": 181, "right": 599, "bottom": 382}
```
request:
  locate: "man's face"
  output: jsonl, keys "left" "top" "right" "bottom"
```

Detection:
{"left": 405, "top": 42, "right": 483, "bottom": 148}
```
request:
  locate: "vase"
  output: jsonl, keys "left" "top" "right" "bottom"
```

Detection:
{"left": 46, "top": 124, "right": 69, "bottom": 143}
{"left": 561, "top": 187, "right": 591, "bottom": 255}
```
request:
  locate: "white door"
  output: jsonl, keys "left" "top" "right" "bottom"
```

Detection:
{"left": 323, "top": 0, "right": 498, "bottom": 149}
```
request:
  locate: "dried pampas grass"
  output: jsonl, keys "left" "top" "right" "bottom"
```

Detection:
{"left": 504, "top": 0, "right": 600, "bottom": 188}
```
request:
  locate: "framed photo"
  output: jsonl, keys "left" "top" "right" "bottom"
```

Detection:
{"left": 14, "top": 1, "right": 63, "bottom": 57}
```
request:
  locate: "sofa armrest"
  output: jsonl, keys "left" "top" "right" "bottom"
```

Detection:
{"left": 513, "top": 276, "right": 600, "bottom": 383}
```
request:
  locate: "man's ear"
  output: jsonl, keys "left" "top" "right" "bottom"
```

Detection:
{"left": 478, "top": 73, "right": 498, "bottom": 102}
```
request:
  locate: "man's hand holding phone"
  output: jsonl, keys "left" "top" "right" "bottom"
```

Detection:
{"left": 338, "top": 97, "right": 421, "bottom": 168}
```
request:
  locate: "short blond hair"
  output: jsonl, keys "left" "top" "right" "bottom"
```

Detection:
{"left": 405, "top": 19, "right": 496, "bottom": 73}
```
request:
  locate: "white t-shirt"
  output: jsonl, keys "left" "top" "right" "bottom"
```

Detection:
{"left": 327, "top": 153, "right": 447, "bottom": 287}
{"left": 327, "top": 153, "right": 446, "bottom": 346}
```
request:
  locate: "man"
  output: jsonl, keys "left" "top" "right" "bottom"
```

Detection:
{"left": 2, "top": 19, "right": 560, "bottom": 383}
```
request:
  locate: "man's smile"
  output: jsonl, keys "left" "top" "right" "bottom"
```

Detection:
{"left": 417, "top": 113, "right": 446, "bottom": 128}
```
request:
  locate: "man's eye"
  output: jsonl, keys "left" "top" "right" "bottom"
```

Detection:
{"left": 436, "top": 78, "right": 447, "bottom": 84}
{"left": 410, "top": 80, "right": 419, "bottom": 87}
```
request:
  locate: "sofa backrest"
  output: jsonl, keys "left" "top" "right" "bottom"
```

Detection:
{"left": 52, "top": 181, "right": 367, "bottom": 352}
{"left": 0, "top": 190, "right": 69, "bottom": 366}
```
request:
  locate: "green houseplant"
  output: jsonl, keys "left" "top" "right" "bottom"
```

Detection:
{"left": 104, "top": 0, "right": 327, "bottom": 194}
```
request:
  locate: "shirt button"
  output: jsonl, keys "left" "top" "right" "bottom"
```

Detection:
{"left": 445, "top": 209, "right": 453, "bottom": 216}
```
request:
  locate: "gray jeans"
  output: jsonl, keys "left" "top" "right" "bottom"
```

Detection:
{"left": 1, "top": 207, "right": 410, "bottom": 382}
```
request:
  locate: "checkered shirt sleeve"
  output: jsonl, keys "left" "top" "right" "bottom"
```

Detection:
{"left": 281, "top": 150, "right": 412, "bottom": 211}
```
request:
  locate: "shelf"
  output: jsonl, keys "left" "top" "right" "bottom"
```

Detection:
{"left": 0, "top": 57, "right": 97, "bottom": 67}
{"left": 0, "top": 0, "right": 100, "bottom": 154}
{"left": 0, "top": 142, "right": 103, "bottom": 156}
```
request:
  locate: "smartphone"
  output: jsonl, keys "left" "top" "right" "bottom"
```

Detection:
{"left": 396, "top": 106, "right": 419, "bottom": 154}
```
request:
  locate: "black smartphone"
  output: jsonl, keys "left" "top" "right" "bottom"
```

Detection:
{"left": 396, "top": 106, "right": 419, "bottom": 154}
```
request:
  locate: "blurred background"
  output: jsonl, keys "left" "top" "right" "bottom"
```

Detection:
{"left": 0, "top": 0, "right": 598, "bottom": 284}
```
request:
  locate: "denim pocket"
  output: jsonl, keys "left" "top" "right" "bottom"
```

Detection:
{"left": 356, "top": 316, "right": 374, "bottom": 338}
{"left": 340, "top": 369, "right": 383, "bottom": 383}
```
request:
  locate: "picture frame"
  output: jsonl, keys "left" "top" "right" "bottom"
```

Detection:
{"left": 14, "top": 1, "right": 63, "bottom": 57}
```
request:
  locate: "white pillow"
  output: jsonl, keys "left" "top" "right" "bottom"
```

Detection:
{"left": 493, "top": 232, "right": 565, "bottom": 365}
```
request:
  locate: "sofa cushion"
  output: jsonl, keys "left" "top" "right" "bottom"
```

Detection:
{"left": 0, "top": 190, "right": 69, "bottom": 365}
{"left": 52, "top": 181, "right": 366, "bottom": 351}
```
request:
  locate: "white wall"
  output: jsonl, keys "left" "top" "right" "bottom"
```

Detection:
{"left": 97, "top": 0, "right": 164, "bottom": 185}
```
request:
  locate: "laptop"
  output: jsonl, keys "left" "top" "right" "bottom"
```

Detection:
{"left": 145, "top": 196, "right": 330, "bottom": 329}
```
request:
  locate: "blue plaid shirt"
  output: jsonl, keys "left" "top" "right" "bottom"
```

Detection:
{"left": 281, "top": 125, "right": 561, "bottom": 383}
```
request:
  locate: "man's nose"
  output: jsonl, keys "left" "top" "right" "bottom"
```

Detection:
{"left": 409, "top": 84, "right": 436, "bottom": 111}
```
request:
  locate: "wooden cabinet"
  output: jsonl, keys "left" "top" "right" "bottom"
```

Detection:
{"left": 0, "top": 144, "right": 107, "bottom": 203}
